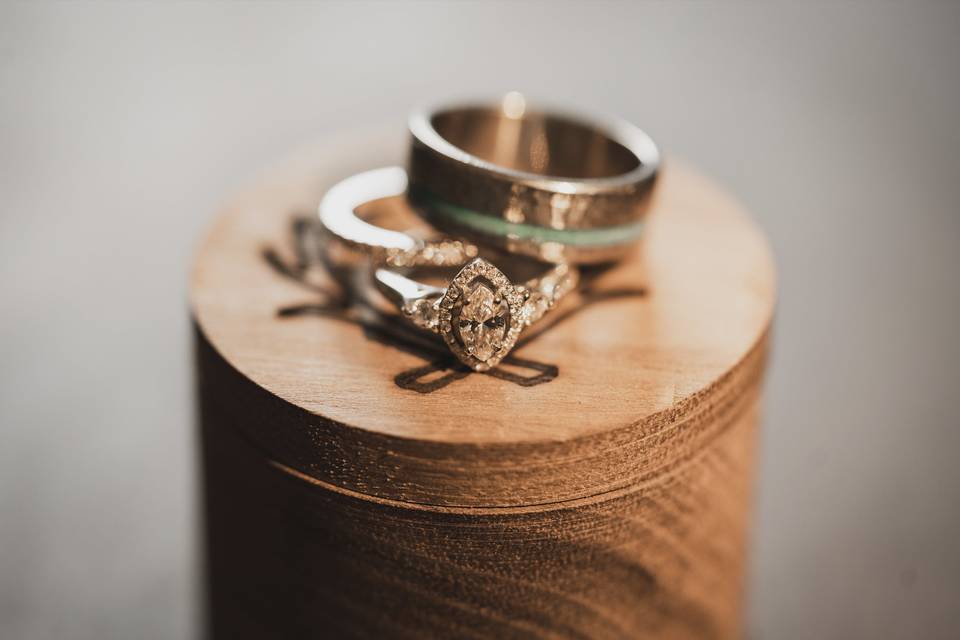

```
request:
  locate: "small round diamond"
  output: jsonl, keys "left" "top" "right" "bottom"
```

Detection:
{"left": 520, "top": 293, "right": 550, "bottom": 325}
{"left": 403, "top": 298, "right": 440, "bottom": 331}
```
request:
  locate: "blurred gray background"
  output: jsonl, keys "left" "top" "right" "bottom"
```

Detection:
{"left": 2, "top": 2, "right": 958, "bottom": 639}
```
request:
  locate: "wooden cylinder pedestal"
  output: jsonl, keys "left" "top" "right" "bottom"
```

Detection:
{"left": 191, "top": 133, "right": 775, "bottom": 639}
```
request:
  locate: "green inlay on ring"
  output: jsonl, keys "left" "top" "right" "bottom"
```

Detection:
{"left": 414, "top": 191, "right": 644, "bottom": 247}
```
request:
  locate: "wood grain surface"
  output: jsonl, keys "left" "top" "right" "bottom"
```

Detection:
{"left": 192, "top": 131, "right": 775, "bottom": 638}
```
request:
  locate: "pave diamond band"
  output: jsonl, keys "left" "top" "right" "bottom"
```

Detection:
{"left": 319, "top": 166, "right": 479, "bottom": 268}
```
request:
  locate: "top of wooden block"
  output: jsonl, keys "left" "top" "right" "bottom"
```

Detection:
{"left": 190, "top": 130, "right": 775, "bottom": 509}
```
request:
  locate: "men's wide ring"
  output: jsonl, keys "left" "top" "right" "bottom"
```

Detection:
{"left": 407, "top": 93, "right": 660, "bottom": 264}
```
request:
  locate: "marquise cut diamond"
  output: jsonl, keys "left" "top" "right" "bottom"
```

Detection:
{"left": 438, "top": 258, "right": 522, "bottom": 371}
{"left": 459, "top": 281, "right": 509, "bottom": 362}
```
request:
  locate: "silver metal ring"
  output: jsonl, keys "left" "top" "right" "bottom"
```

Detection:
{"left": 318, "top": 166, "right": 579, "bottom": 371}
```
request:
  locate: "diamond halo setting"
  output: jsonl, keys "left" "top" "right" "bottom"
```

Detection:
{"left": 438, "top": 258, "right": 524, "bottom": 372}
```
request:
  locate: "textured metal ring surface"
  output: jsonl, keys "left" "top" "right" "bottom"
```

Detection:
{"left": 407, "top": 94, "right": 660, "bottom": 263}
